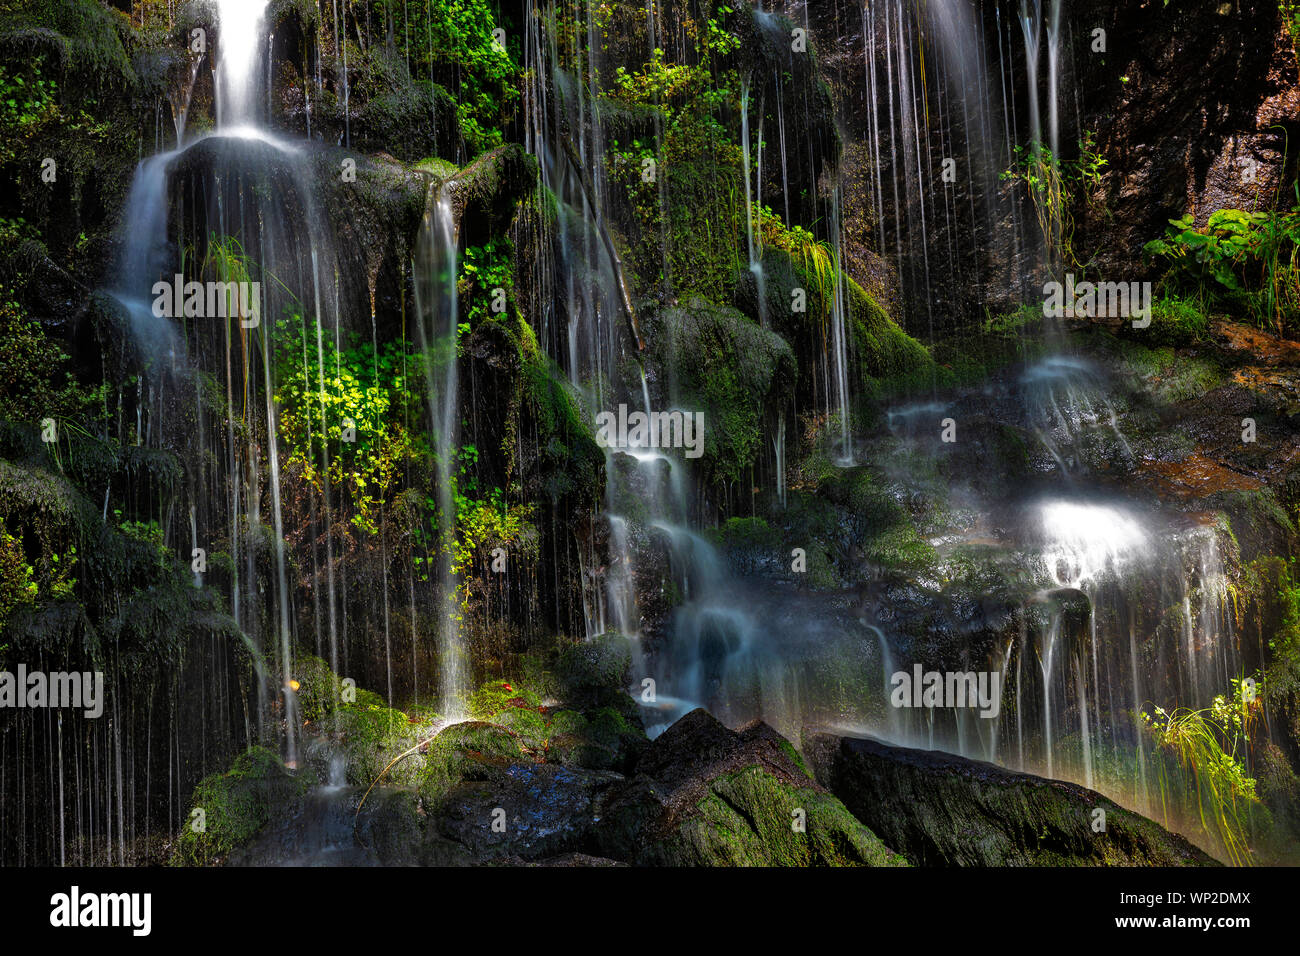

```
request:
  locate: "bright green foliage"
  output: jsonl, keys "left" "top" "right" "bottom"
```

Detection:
{"left": 0, "top": 58, "right": 58, "bottom": 165}
{"left": 0, "top": 518, "right": 36, "bottom": 624}
{"left": 451, "top": 460, "right": 534, "bottom": 579}
{"left": 459, "top": 237, "right": 516, "bottom": 328}
{"left": 393, "top": 0, "right": 519, "bottom": 153}
{"left": 0, "top": 302, "right": 102, "bottom": 423}
{"left": 757, "top": 206, "right": 835, "bottom": 305}
{"left": 604, "top": 6, "right": 746, "bottom": 299}
{"left": 1142, "top": 678, "right": 1264, "bottom": 866}
{"left": 1145, "top": 297, "right": 1210, "bottom": 345}
{"left": 1002, "top": 130, "right": 1107, "bottom": 271}
{"left": 273, "top": 314, "right": 426, "bottom": 535}
{"left": 0, "top": 0, "right": 134, "bottom": 87}
{"left": 468, "top": 677, "right": 542, "bottom": 718}
{"left": 754, "top": 208, "right": 933, "bottom": 395}
{"left": 1144, "top": 195, "right": 1300, "bottom": 336}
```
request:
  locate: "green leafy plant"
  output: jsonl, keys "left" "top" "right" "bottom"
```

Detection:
{"left": 394, "top": 0, "right": 519, "bottom": 153}
{"left": 273, "top": 315, "right": 426, "bottom": 536}
{"left": 1143, "top": 192, "right": 1300, "bottom": 336}
{"left": 1002, "top": 130, "right": 1108, "bottom": 272}
{"left": 0, "top": 520, "right": 37, "bottom": 622}
{"left": 1142, "top": 677, "right": 1264, "bottom": 866}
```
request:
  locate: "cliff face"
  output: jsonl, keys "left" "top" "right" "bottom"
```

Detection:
{"left": 1075, "top": 0, "right": 1300, "bottom": 274}
{"left": 765, "top": 0, "right": 1300, "bottom": 312}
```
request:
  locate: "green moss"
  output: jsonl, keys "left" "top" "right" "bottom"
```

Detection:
{"left": 778, "top": 738, "right": 813, "bottom": 779}
{"left": 549, "top": 709, "right": 588, "bottom": 736}
{"left": 821, "top": 467, "right": 938, "bottom": 571}
{"left": 1106, "top": 336, "right": 1226, "bottom": 403}
{"left": 737, "top": 246, "right": 935, "bottom": 404}
{"left": 554, "top": 632, "right": 634, "bottom": 698}
{"left": 334, "top": 699, "right": 423, "bottom": 787}
{"left": 417, "top": 720, "right": 525, "bottom": 803}
{"left": 0, "top": 0, "right": 135, "bottom": 91}
{"left": 468, "top": 678, "right": 543, "bottom": 719}
{"left": 519, "top": 340, "right": 604, "bottom": 505}
{"left": 494, "top": 705, "right": 550, "bottom": 750}
{"left": 292, "top": 654, "right": 342, "bottom": 723}
{"left": 172, "top": 746, "right": 308, "bottom": 866}
{"left": 665, "top": 765, "right": 908, "bottom": 866}
{"left": 466, "top": 677, "right": 549, "bottom": 751}
{"left": 647, "top": 299, "right": 796, "bottom": 488}
{"left": 1145, "top": 297, "right": 1210, "bottom": 346}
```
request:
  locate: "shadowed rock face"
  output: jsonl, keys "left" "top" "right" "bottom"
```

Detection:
{"left": 593, "top": 708, "right": 909, "bottom": 866}
{"left": 805, "top": 731, "right": 1218, "bottom": 867}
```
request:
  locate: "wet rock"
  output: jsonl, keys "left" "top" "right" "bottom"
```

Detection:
{"left": 641, "top": 299, "right": 797, "bottom": 491}
{"left": 593, "top": 709, "right": 907, "bottom": 866}
{"left": 1068, "top": 0, "right": 1298, "bottom": 274}
{"left": 417, "top": 720, "right": 527, "bottom": 802}
{"left": 805, "top": 731, "right": 1218, "bottom": 866}
{"left": 431, "top": 762, "right": 622, "bottom": 862}
{"left": 446, "top": 143, "right": 539, "bottom": 247}
{"left": 554, "top": 632, "right": 634, "bottom": 703}
{"left": 174, "top": 747, "right": 312, "bottom": 866}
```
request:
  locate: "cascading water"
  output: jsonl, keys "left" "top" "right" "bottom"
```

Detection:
{"left": 412, "top": 181, "right": 468, "bottom": 718}
{"left": 9, "top": 0, "right": 1295, "bottom": 873}
{"left": 213, "top": 0, "right": 269, "bottom": 129}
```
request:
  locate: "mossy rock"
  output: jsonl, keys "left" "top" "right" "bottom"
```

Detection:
{"left": 449, "top": 143, "right": 540, "bottom": 247}
{"left": 643, "top": 298, "right": 796, "bottom": 488}
{"left": 548, "top": 709, "right": 588, "bottom": 736}
{"left": 806, "top": 732, "right": 1218, "bottom": 866}
{"left": 354, "top": 788, "right": 426, "bottom": 866}
{"left": 334, "top": 700, "right": 425, "bottom": 787}
{"left": 292, "top": 654, "right": 342, "bottom": 723}
{"left": 548, "top": 704, "right": 649, "bottom": 773}
{"left": 734, "top": 248, "right": 934, "bottom": 403}
{"left": 595, "top": 709, "right": 906, "bottom": 866}
{"left": 554, "top": 632, "right": 634, "bottom": 698}
{"left": 418, "top": 720, "right": 526, "bottom": 804}
{"left": 493, "top": 706, "right": 550, "bottom": 751}
{"left": 172, "top": 747, "right": 310, "bottom": 866}
{"left": 662, "top": 764, "right": 905, "bottom": 866}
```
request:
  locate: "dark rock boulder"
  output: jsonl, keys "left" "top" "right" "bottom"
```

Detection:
{"left": 593, "top": 709, "right": 907, "bottom": 866}
{"left": 806, "top": 731, "right": 1218, "bottom": 866}
{"left": 431, "top": 762, "right": 623, "bottom": 863}
{"left": 446, "top": 143, "right": 539, "bottom": 247}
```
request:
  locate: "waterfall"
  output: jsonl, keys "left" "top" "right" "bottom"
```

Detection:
{"left": 829, "top": 186, "right": 853, "bottom": 464}
{"left": 741, "top": 81, "right": 768, "bottom": 329}
{"left": 213, "top": 0, "right": 269, "bottom": 129}
{"left": 413, "top": 181, "right": 467, "bottom": 717}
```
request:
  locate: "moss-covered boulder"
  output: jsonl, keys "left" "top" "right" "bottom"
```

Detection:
{"left": 594, "top": 708, "right": 907, "bottom": 866}
{"left": 172, "top": 746, "right": 310, "bottom": 866}
{"left": 448, "top": 143, "right": 540, "bottom": 247}
{"left": 805, "top": 731, "right": 1218, "bottom": 866}
{"left": 311, "top": 696, "right": 427, "bottom": 788}
{"left": 734, "top": 247, "right": 934, "bottom": 404}
{"left": 417, "top": 720, "right": 526, "bottom": 803}
{"left": 643, "top": 299, "right": 796, "bottom": 490}
{"left": 462, "top": 654, "right": 649, "bottom": 773}
{"left": 554, "top": 631, "right": 633, "bottom": 702}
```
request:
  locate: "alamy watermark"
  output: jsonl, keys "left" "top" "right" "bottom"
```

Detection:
{"left": 50, "top": 886, "right": 150, "bottom": 936}
{"left": 151, "top": 274, "right": 261, "bottom": 327}
{"left": 595, "top": 404, "right": 704, "bottom": 459}
{"left": 890, "top": 665, "right": 1002, "bottom": 718}
{"left": 1043, "top": 273, "right": 1151, "bottom": 328}
{"left": 0, "top": 665, "right": 104, "bottom": 718}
